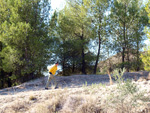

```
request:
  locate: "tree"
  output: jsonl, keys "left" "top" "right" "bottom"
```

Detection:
{"left": 0, "top": 0, "right": 10, "bottom": 88}
{"left": 91, "top": 0, "right": 109, "bottom": 74}
{"left": 130, "top": 7, "right": 149, "bottom": 71}
{"left": 53, "top": 0, "right": 93, "bottom": 74}
{"left": 0, "top": 0, "right": 51, "bottom": 87}
{"left": 66, "top": 0, "right": 93, "bottom": 74}
{"left": 141, "top": 0, "right": 150, "bottom": 71}
{"left": 48, "top": 10, "right": 80, "bottom": 75}
{"left": 110, "top": 0, "right": 148, "bottom": 71}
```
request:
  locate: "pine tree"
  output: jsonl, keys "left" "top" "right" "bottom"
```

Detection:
{"left": 91, "top": 0, "right": 109, "bottom": 74}
{"left": 55, "top": 0, "right": 92, "bottom": 74}
{"left": 141, "top": 0, "right": 150, "bottom": 71}
{"left": 0, "top": 0, "right": 51, "bottom": 87}
{"left": 110, "top": 0, "right": 148, "bottom": 71}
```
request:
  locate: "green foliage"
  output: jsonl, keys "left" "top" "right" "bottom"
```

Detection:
{"left": 0, "top": 0, "right": 149, "bottom": 89}
{"left": 90, "top": 0, "right": 109, "bottom": 74}
{"left": 0, "top": 0, "right": 51, "bottom": 88}
{"left": 113, "top": 68, "right": 126, "bottom": 84}
{"left": 106, "top": 80, "right": 148, "bottom": 112}
{"left": 141, "top": 0, "right": 150, "bottom": 71}
{"left": 105, "top": 69, "right": 149, "bottom": 113}
{"left": 110, "top": 0, "right": 148, "bottom": 70}
{"left": 49, "top": 0, "right": 97, "bottom": 75}
{"left": 82, "top": 81, "right": 88, "bottom": 88}
{"left": 141, "top": 48, "right": 150, "bottom": 71}
{"left": 118, "top": 79, "right": 137, "bottom": 95}
{"left": 115, "top": 60, "right": 144, "bottom": 71}
{"left": 82, "top": 81, "right": 106, "bottom": 94}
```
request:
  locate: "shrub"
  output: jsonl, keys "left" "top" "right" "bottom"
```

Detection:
{"left": 104, "top": 68, "right": 149, "bottom": 113}
{"left": 112, "top": 68, "right": 126, "bottom": 84}
{"left": 29, "top": 95, "right": 37, "bottom": 100}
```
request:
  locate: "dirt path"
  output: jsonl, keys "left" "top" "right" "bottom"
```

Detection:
{"left": 0, "top": 71, "right": 149, "bottom": 95}
{"left": 0, "top": 74, "right": 110, "bottom": 95}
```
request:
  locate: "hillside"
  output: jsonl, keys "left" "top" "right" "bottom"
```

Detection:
{"left": 0, "top": 71, "right": 150, "bottom": 113}
{"left": 97, "top": 51, "right": 145, "bottom": 73}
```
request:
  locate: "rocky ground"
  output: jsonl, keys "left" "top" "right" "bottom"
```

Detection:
{"left": 0, "top": 71, "right": 150, "bottom": 113}
{"left": 0, "top": 71, "right": 149, "bottom": 95}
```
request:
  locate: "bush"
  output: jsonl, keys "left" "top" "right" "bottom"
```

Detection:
{"left": 29, "top": 95, "right": 37, "bottom": 101}
{"left": 141, "top": 49, "right": 150, "bottom": 71}
{"left": 112, "top": 68, "right": 126, "bottom": 84}
{"left": 104, "top": 68, "right": 149, "bottom": 113}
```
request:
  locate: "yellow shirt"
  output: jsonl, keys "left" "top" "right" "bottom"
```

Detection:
{"left": 49, "top": 65, "right": 57, "bottom": 75}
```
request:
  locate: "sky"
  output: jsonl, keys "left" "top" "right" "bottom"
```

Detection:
{"left": 50, "top": 0, "right": 148, "bottom": 10}
{"left": 51, "top": 0, "right": 66, "bottom": 13}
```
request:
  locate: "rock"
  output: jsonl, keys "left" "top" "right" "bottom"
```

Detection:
{"left": 138, "top": 76, "right": 147, "bottom": 82}
{"left": 143, "top": 81, "right": 148, "bottom": 84}
{"left": 146, "top": 72, "right": 150, "bottom": 80}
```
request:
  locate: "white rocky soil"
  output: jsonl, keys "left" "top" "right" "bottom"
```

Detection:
{"left": 0, "top": 71, "right": 150, "bottom": 113}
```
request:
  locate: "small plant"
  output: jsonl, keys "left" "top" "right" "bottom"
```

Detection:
{"left": 82, "top": 81, "right": 88, "bottom": 88}
{"left": 29, "top": 95, "right": 37, "bottom": 100}
{"left": 112, "top": 68, "right": 126, "bottom": 84}
{"left": 118, "top": 79, "right": 137, "bottom": 95}
{"left": 104, "top": 68, "right": 149, "bottom": 113}
{"left": 99, "top": 83, "right": 106, "bottom": 88}
{"left": 82, "top": 81, "right": 87, "bottom": 87}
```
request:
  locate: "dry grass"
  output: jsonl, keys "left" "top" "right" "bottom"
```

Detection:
{"left": 32, "top": 94, "right": 103, "bottom": 113}
{"left": 0, "top": 80, "right": 150, "bottom": 113}
{"left": 108, "top": 70, "right": 113, "bottom": 85}
{"left": 1, "top": 100, "right": 29, "bottom": 113}
{"left": 0, "top": 85, "right": 104, "bottom": 113}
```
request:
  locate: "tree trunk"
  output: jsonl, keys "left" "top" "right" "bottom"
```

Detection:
{"left": 136, "top": 41, "right": 140, "bottom": 71}
{"left": 122, "top": 4, "right": 127, "bottom": 70}
{"left": 94, "top": 30, "right": 101, "bottom": 74}
{"left": 62, "top": 56, "right": 66, "bottom": 75}
{"left": 0, "top": 42, "right": 4, "bottom": 88}
{"left": 81, "top": 26, "right": 86, "bottom": 74}
{"left": 127, "top": 48, "right": 130, "bottom": 72}
{"left": 72, "top": 59, "right": 75, "bottom": 73}
{"left": 122, "top": 47, "right": 125, "bottom": 69}
{"left": 81, "top": 46, "right": 86, "bottom": 74}
{"left": 7, "top": 72, "right": 12, "bottom": 87}
{"left": 136, "top": 51, "right": 140, "bottom": 71}
{"left": 122, "top": 21, "right": 126, "bottom": 69}
{"left": 0, "top": 70, "right": 4, "bottom": 89}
